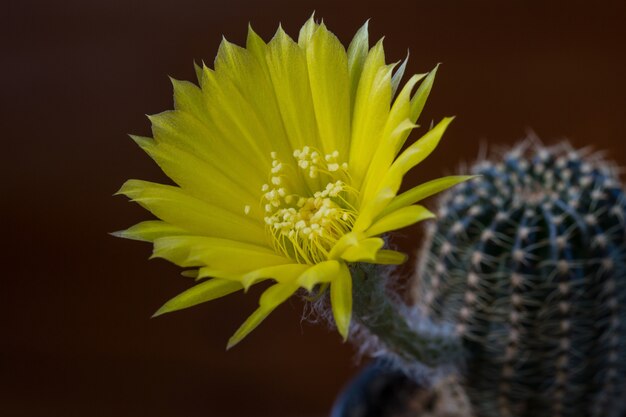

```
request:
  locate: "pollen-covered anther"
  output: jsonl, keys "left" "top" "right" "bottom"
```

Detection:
{"left": 293, "top": 147, "right": 349, "bottom": 179}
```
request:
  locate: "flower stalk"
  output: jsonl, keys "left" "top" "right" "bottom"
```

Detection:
{"left": 351, "top": 265, "right": 463, "bottom": 368}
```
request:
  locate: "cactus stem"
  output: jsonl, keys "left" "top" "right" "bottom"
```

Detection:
{"left": 351, "top": 265, "right": 463, "bottom": 368}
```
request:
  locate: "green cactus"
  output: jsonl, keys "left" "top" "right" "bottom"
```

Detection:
{"left": 415, "top": 140, "right": 626, "bottom": 417}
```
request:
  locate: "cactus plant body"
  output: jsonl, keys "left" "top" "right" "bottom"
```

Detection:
{"left": 416, "top": 140, "right": 626, "bottom": 417}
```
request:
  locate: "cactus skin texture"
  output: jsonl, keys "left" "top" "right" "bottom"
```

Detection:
{"left": 416, "top": 140, "right": 626, "bottom": 417}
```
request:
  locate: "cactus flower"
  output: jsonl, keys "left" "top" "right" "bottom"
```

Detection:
{"left": 115, "top": 16, "right": 469, "bottom": 348}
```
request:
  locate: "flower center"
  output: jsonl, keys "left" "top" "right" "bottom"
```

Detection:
{"left": 259, "top": 147, "right": 357, "bottom": 264}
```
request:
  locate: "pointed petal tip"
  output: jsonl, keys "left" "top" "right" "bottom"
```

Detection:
{"left": 151, "top": 307, "right": 167, "bottom": 318}
{"left": 113, "top": 184, "right": 126, "bottom": 197}
{"left": 226, "top": 331, "right": 246, "bottom": 350}
{"left": 226, "top": 338, "right": 238, "bottom": 351}
{"left": 337, "top": 319, "right": 350, "bottom": 342}
{"left": 128, "top": 134, "right": 152, "bottom": 148}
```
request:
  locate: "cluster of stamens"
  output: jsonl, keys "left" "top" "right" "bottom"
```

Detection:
{"left": 253, "top": 147, "right": 356, "bottom": 264}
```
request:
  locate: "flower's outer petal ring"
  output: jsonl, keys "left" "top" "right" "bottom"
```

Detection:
{"left": 227, "top": 280, "right": 300, "bottom": 349}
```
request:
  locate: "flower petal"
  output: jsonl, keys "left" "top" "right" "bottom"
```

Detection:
{"left": 151, "top": 236, "right": 288, "bottom": 270}
{"left": 298, "top": 260, "right": 341, "bottom": 291}
{"left": 148, "top": 110, "right": 267, "bottom": 186}
{"left": 378, "top": 175, "right": 476, "bottom": 219}
{"left": 349, "top": 40, "right": 391, "bottom": 190}
{"left": 366, "top": 205, "right": 435, "bottom": 237}
{"left": 331, "top": 262, "right": 352, "bottom": 341}
{"left": 409, "top": 64, "right": 438, "bottom": 123}
{"left": 266, "top": 26, "right": 321, "bottom": 154}
{"left": 227, "top": 280, "right": 300, "bottom": 349}
{"left": 347, "top": 20, "right": 370, "bottom": 111}
{"left": 372, "top": 250, "right": 408, "bottom": 265}
{"left": 297, "top": 13, "right": 318, "bottom": 47}
{"left": 171, "top": 78, "right": 206, "bottom": 117}
{"left": 352, "top": 187, "right": 395, "bottom": 233}
{"left": 391, "top": 53, "right": 409, "bottom": 97}
{"left": 306, "top": 23, "right": 350, "bottom": 156}
{"left": 211, "top": 38, "right": 295, "bottom": 163}
{"left": 117, "top": 180, "right": 267, "bottom": 245}
{"left": 241, "top": 263, "right": 310, "bottom": 290}
{"left": 153, "top": 278, "right": 243, "bottom": 317}
{"left": 132, "top": 136, "right": 261, "bottom": 216}
{"left": 112, "top": 220, "right": 188, "bottom": 242}
{"left": 376, "top": 117, "right": 454, "bottom": 195}
{"left": 340, "top": 237, "right": 384, "bottom": 262}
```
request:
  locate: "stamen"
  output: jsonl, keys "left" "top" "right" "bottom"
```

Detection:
{"left": 259, "top": 148, "right": 357, "bottom": 264}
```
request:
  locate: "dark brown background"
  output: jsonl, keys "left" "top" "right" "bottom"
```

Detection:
{"left": 2, "top": 0, "right": 625, "bottom": 416}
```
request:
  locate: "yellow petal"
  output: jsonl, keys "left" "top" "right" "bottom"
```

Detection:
{"left": 328, "top": 231, "right": 365, "bottom": 260}
{"left": 266, "top": 26, "right": 321, "bottom": 154}
{"left": 377, "top": 117, "right": 454, "bottom": 195}
{"left": 227, "top": 280, "right": 300, "bottom": 349}
{"left": 340, "top": 238, "right": 384, "bottom": 262}
{"left": 372, "top": 250, "right": 408, "bottom": 265}
{"left": 133, "top": 137, "right": 260, "bottom": 216}
{"left": 330, "top": 262, "right": 352, "bottom": 340}
{"left": 366, "top": 205, "right": 435, "bottom": 237}
{"left": 352, "top": 187, "right": 395, "bottom": 232}
{"left": 359, "top": 118, "right": 416, "bottom": 203}
{"left": 409, "top": 64, "right": 439, "bottom": 123}
{"left": 241, "top": 263, "right": 310, "bottom": 290}
{"left": 170, "top": 77, "right": 205, "bottom": 117}
{"left": 391, "top": 53, "right": 410, "bottom": 97}
{"left": 212, "top": 38, "right": 297, "bottom": 162}
{"left": 306, "top": 23, "right": 350, "bottom": 156}
{"left": 112, "top": 220, "right": 188, "bottom": 242}
{"left": 151, "top": 236, "right": 289, "bottom": 270}
{"left": 117, "top": 180, "right": 267, "bottom": 245}
{"left": 147, "top": 110, "right": 268, "bottom": 195}
{"left": 153, "top": 278, "right": 243, "bottom": 317}
{"left": 379, "top": 175, "right": 476, "bottom": 219}
{"left": 196, "top": 263, "right": 309, "bottom": 291}
{"left": 347, "top": 20, "right": 370, "bottom": 111}
{"left": 297, "top": 13, "right": 318, "bottom": 47}
{"left": 298, "top": 260, "right": 341, "bottom": 291}
{"left": 388, "top": 73, "right": 426, "bottom": 135}
{"left": 349, "top": 40, "right": 391, "bottom": 190}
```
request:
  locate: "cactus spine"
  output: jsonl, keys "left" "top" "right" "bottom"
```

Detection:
{"left": 416, "top": 140, "right": 626, "bottom": 417}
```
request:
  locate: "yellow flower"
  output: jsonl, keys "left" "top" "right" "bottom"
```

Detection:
{"left": 115, "top": 16, "right": 470, "bottom": 349}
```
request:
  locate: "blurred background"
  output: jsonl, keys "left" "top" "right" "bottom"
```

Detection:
{"left": 2, "top": 0, "right": 625, "bottom": 416}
